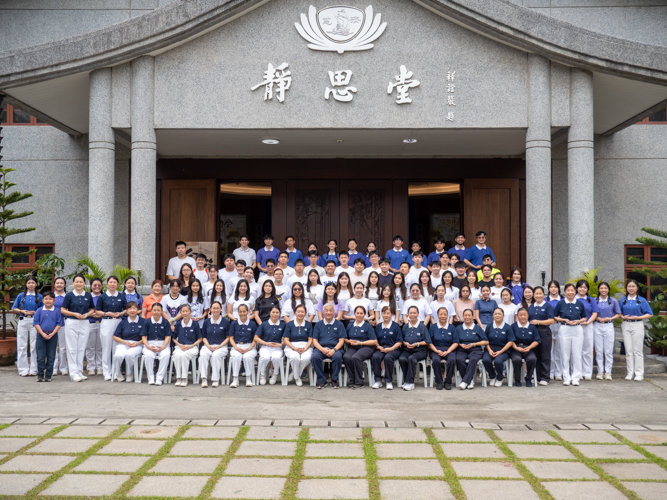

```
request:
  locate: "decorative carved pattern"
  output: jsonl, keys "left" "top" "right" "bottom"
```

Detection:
{"left": 348, "top": 189, "right": 384, "bottom": 251}
{"left": 295, "top": 189, "right": 330, "bottom": 251}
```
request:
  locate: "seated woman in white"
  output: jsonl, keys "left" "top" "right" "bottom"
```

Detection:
{"left": 255, "top": 306, "right": 286, "bottom": 385}
{"left": 228, "top": 304, "right": 258, "bottom": 388}
{"left": 283, "top": 304, "right": 314, "bottom": 387}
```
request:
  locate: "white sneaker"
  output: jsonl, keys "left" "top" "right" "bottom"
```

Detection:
{"left": 88, "top": 369, "right": 96, "bottom": 376}
{"left": 174, "top": 378, "right": 181, "bottom": 387}
{"left": 270, "top": 373, "right": 278, "bottom": 385}
{"left": 550, "top": 375, "right": 555, "bottom": 380}
{"left": 288, "top": 372, "right": 294, "bottom": 382}
{"left": 96, "top": 369, "right": 103, "bottom": 375}
{"left": 246, "top": 378, "right": 253, "bottom": 387}
{"left": 230, "top": 378, "right": 239, "bottom": 388}
{"left": 201, "top": 378, "right": 208, "bottom": 388}
{"left": 126, "top": 374, "right": 133, "bottom": 383}
{"left": 572, "top": 380, "right": 580, "bottom": 386}
{"left": 148, "top": 380, "right": 155, "bottom": 385}
{"left": 116, "top": 374, "right": 125, "bottom": 382}
{"left": 495, "top": 379, "right": 503, "bottom": 387}
{"left": 538, "top": 380, "right": 548, "bottom": 386}
{"left": 468, "top": 380, "right": 474, "bottom": 389}
{"left": 260, "top": 374, "right": 267, "bottom": 385}
{"left": 555, "top": 376, "right": 562, "bottom": 381}
{"left": 72, "top": 376, "right": 83, "bottom": 382}
{"left": 61, "top": 371, "right": 68, "bottom": 376}
{"left": 103, "top": 376, "right": 110, "bottom": 381}
{"left": 605, "top": 373, "right": 612, "bottom": 381}
{"left": 625, "top": 374, "right": 634, "bottom": 381}
{"left": 459, "top": 382, "right": 468, "bottom": 390}
{"left": 403, "top": 383, "right": 415, "bottom": 391}
{"left": 295, "top": 378, "right": 303, "bottom": 387}
{"left": 635, "top": 376, "right": 644, "bottom": 381}
{"left": 182, "top": 378, "right": 188, "bottom": 387}
{"left": 488, "top": 378, "right": 496, "bottom": 386}
{"left": 563, "top": 380, "right": 571, "bottom": 386}
{"left": 372, "top": 381, "right": 382, "bottom": 389}
{"left": 596, "top": 373, "right": 604, "bottom": 380}
{"left": 212, "top": 381, "right": 219, "bottom": 388}
{"left": 386, "top": 382, "right": 393, "bottom": 390}
{"left": 155, "top": 380, "right": 162, "bottom": 386}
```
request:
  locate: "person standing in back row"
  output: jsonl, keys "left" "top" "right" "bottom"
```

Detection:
{"left": 619, "top": 280, "right": 653, "bottom": 382}
{"left": 386, "top": 235, "right": 411, "bottom": 273}
{"left": 464, "top": 231, "right": 496, "bottom": 270}
{"left": 166, "top": 241, "right": 197, "bottom": 281}
{"left": 233, "top": 235, "right": 257, "bottom": 272}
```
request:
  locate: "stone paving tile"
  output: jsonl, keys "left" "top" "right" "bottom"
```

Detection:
{"left": 544, "top": 481, "right": 627, "bottom": 500}
{"left": 150, "top": 456, "right": 221, "bottom": 473}
{"left": 433, "top": 429, "right": 492, "bottom": 442}
{"left": 212, "top": 477, "right": 285, "bottom": 499}
{"left": 16, "top": 418, "right": 48, "bottom": 424}
{"left": 246, "top": 426, "right": 301, "bottom": 440}
{"left": 237, "top": 440, "right": 296, "bottom": 457}
{"left": 613, "top": 424, "right": 647, "bottom": 431}
{"left": 359, "top": 420, "right": 386, "bottom": 428}
{"left": 498, "top": 424, "right": 529, "bottom": 430}
{"left": 160, "top": 419, "right": 190, "bottom": 426}
{"left": 451, "top": 461, "right": 521, "bottom": 478}
{"left": 375, "top": 443, "right": 436, "bottom": 458}
{"left": 507, "top": 444, "right": 575, "bottom": 459}
{"left": 0, "top": 473, "right": 49, "bottom": 495}
{"left": 643, "top": 446, "right": 667, "bottom": 460}
{"left": 216, "top": 419, "right": 246, "bottom": 426}
{"left": 387, "top": 421, "right": 416, "bottom": 428}
{"left": 556, "top": 430, "right": 619, "bottom": 443}
{"left": 495, "top": 430, "right": 556, "bottom": 443}
{"left": 574, "top": 444, "right": 644, "bottom": 460}
{"left": 618, "top": 430, "right": 667, "bottom": 444}
{"left": 0, "top": 425, "right": 57, "bottom": 436}
{"left": 98, "top": 438, "right": 164, "bottom": 455}
{"left": 131, "top": 419, "right": 162, "bottom": 426}
{"left": 0, "top": 454, "right": 74, "bottom": 472}
{"left": 73, "top": 455, "right": 150, "bottom": 472}
{"left": 522, "top": 461, "right": 599, "bottom": 479}
{"left": 302, "top": 458, "right": 367, "bottom": 477}
{"left": 441, "top": 443, "right": 504, "bottom": 458}
{"left": 43, "top": 417, "right": 77, "bottom": 425}
{"left": 584, "top": 423, "right": 616, "bottom": 430}
{"left": 555, "top": 423, "right": 588, "bottom": 430}
{"left": 39, "top": 473, "right": 129, "bottom": 496}
{"left": 330, "top": 420, "right": 358, "bottom": 428}
{"left": 622, "top": 481, "right": 667, "bottom": 500}
{"left": 301, "top": 419, "right": 329, "bottom": 427}
{"left": 128, "top": 475, "right": 209, "bottom": 497}
{"left": 377, "top": 459, "right": 443, "bottom": 477}
{"left": 442, "top": 421, "right": 472, "bottom": 428}
{"left": 121, "top": 425, "right": 178, "bottom": 439}
{"left": 379, "top": 479, "right": 454, "bottom": 500}
{"left": 169, "top": 440, "right": 231, "bottom": 456}
{"left": 244, "top": 419, "right": 273, "bottom": 426}
{"left": 297, "top": 479, "right": 368, "bottom": 499}
{"left": 29, "top": 438, "right": 99, "bottom": 454}
{"left": 183, "top": 426, "right": 238, "bottom": 439}
{"left": 0, "top": 437, "right": 36, "bottom": 453}
{"left": 72, "top": 418, "right": 105, "bottom": 425}
{"left": 309, "top": 427, "right": 362, "bottom": 441}
{"left": 372, "top": 428, "right": 427, "bottom": 442}
{"left": 55, "top": 425, "right": 118, "bottom": 438}
{"left": 272, "top": 419, "right": 301, "bottom": 427}
{"left": 0, "top": 417, "right": 19, "bottom": 424}
{"left": 460, "top": 480, "right": 539, "bottom": 500}
{"left": 306, "top": 443, "right": 364, "bottom": 457}
{"left": 470, "top": 422, "right": 501, "bottom": 429}
{"left": 601, "top": 462, "right": 667, "bottom": 480}
{"left": 189, "top": 419, "right": 217, "bottom": 426}
{"left": 525, "top": 423, "right": 558, "bottom": 431}
{"left": 101, "top": 418, "right": 132, "bottom": 425}
{"left": 226, "top": 458, "right": 292, "bottom": 476}
{"left": 644, "top": 424, "right": 667, "bottom": 431}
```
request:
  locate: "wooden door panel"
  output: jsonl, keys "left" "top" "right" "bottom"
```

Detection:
{"left": 286, "top": 181, "right": 340, "bottom": 253}
{"left": 340, "top": 181, "right": 393, "bottom": 253}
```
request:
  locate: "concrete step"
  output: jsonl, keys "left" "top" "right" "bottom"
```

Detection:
{"left": 609, "top": 354, "right": 666, "bottom": 375}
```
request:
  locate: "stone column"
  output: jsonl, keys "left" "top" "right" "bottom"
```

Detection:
{"left": 568, "top": 68, "right": 595, "bottom": 278}
{"left": 131, "top": 56, "right": 157, "bottom": 284}
{"left": 525, "top": 54, "right": 552, "bottom": 287}
{"left": 88, "top": 68, "right": 115, "bottom": 273}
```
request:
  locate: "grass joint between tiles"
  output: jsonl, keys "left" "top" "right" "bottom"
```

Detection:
{"left": 280, "top": 427, "right": 309, "bottom": 500}
{"left": 362, "top": 427, "right": 381, "bottom": 500}
{"left": 424, "top": 427, "right": 466, "bottom": 500}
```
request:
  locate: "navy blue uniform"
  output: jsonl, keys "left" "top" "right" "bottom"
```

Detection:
{"left": 228, "top": 320, "right": 258, "bottom": 344}
{"left": 554, "top": 299, "right": 587, "bottom": 322}
{"left": 256, "top": 320, "right": 286, "bottom": 344}
{"left": 96, "top": 291, "right": 127, "bottom": 316}
{"left": 528, "top": 301, "right": 555, "bottom": 382}
{"left": 482, "top": 322, "right": 515, "bottom": 382}
{"left": 114, "top": 317, "right": 146, "bottom": 342}
{"left": 474, "top": 298, "right": 495, "bottom": 327}
{"left": 201, "top": 317, "right": 231, "bottom": 345}
{"left": 344, "top": 321, "right": 377, "bottom": 386}
{"left": 398, "top": 322, "right": 431, "bottom": 385}
{"left": 429, "top": 322, "right": 459, "bottom": 386}
{"left": 61, "top": 291, "right": 96, "bottom": 317}
{"left": 454, "top": 324, "right": 488, "bottom": 386}
{"left": 283, "top": 320, "right": 313, "bottom": 343}
{"left": 510, "top": 322, "right": 541, "bottom": 386}
{"left": 141, "top": 317, "right": 171, "bottom": 341}
{"left": 371, "top": 321, "right": 403, "bottom": 384}
{"left": 312, "top": 319, "right": 346, "bottom": 384}
{"left": 174, "top": 320, "right": 202, "bottom": 345}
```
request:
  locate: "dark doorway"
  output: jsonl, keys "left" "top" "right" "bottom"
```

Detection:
{"left": 219, "top": 182, "right": 271, "bottom": 256}
{"left": 409, "top": 182, "right": 462, "bottom": 251}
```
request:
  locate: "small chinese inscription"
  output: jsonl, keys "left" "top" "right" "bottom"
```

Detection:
{"left": 445, "top": 70, "right": 457, "bottom": 121}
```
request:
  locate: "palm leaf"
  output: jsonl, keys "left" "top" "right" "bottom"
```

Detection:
{"left": 69, "top": 253, "right": 106, "bottom": 282}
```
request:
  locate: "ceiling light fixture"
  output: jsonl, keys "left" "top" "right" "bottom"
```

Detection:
{"left": 403, "top": 138, "right": 418, "bottom": 143}
{"left": 262, "top": 139, "right": 280, "bottom": 145}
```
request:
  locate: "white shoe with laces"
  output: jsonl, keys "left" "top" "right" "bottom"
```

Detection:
{"left": 538, "top": 380, "right": 548, "bottom": 386}
{"left": 605, "top": 373, "right": 612, "bottom": 381}
{"left": 212, "top": 380, "right": 219, "bottom": 388}
{"left": 495, "top": 379, "right": 503, "bottom": 387}
{"left": 246, "top": 378, "right": 253, "bottom": 387}
{"left": 468, "top": 380, "right": 474, "bottom": 389}
{"left": 296, "top": 378, "right": 303, "bottom": 387}
{"left": 116, "top": 374, "right": 125, "bottom": 382}
{"left": 260, "top": 374, "right": 267, "bottom": 385}
{"left": 230, "top": 378, "right": 239, "bottom": 388}
{"left": 386, "top": 382, "right": 393, "bottom": 390}
{"left": 201, "top": 378, "right": 208, "bottom": 388}
{"left": 155, "top": 380, "right": 162, "bottom": 386}
{"left": 182, "top": 378, "right": 188, "bottom": 387}
{"left": 596, "top": 373, "right": 604, "bottom": 380}
{"left": 625, "top": 374, "right": 634, "bottom": 380}
{"left": 403, "top": 383, "right": 415, "bottom": 391}
{"left": 269, "top": 374, "right": 277, "bottom": 385}
{"left": 459, "top": 382, "right": 468, "bottom": 390}
{"left": 372, "top": 381, "right": 382, "bottom": 389}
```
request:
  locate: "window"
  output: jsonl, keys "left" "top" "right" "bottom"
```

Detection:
{"left": 636, "top": 108, "right": 667, "bottom": 125}
{"left": 624, "top": 245, "right": 667, "bottom": 300}
{"left": 6, "top": 244, "right": 55, "bottom": 268}
{"left": 0, "top": 102, "right": 47, "bottom": 126}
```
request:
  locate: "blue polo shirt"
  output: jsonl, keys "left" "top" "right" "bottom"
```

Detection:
{"left": 511, "top": 322, "right": 541, "bottom": 346}
{"left": 114, "top": 316, "right": 145, "bottom": 342}
{"left": 447, "top": 246, "right": 468, "bottom": 261}
{"left": 96, "top": 291, "right": 127, "bottom": 314}
{"left": 375, "top": 321, "right": 403, "bottom": 348}
{"left": 474, "top": 298, "right": 495, "bottom": 326}
{"left": 320, "top": 253, "right": 340, "bottom": 267}
{"left": 283, "top": 320, "right": 312, "bottom": 343}
{"left": 576, "top": 295, "right": 600, "bottom": 320}
{"left": 141, "top": 317, "right": 171, "bottom": 341}
{"left": 346, "top": 321, "right": 377, "bottom": 342}
{"left": 32, "top": 306, "right": 64, "bottom": 332}
{"left": 89, "top": 294, "right": 101, "bottom": 323}
{"left": 429, "top": 323, "right": 459, "bottom": 350}
{"left": 347, "top": 251, "right": 367, "bottom": 268}
{"left": 174, "top": 319, "right": 201, "bottom": 345}
{"left": 402, "top": 322, "right": 431, "bottom": 351}
{"left": 455, "top": 324, "right": 488, "bottom": 344}
{"left": 228, "top": 320, "right": 257, "bottom": 344}
{"left": 554, "top": 299, "right": 587, "bottom": 322}
{"left": 201, "top": 316, "right": 231, "bottom": 345}
{"left": 619, "top": 296, "right": 653, "bottom": 317}
{"left": 12, "top": 292, "right": 43, "bottom": 315}
{"left": 427, "top": 250, "right": 446, "bottom": 266}
{"left": 61, "top": 290, "right": 95, "bottom": 316}
{"left": 596, "top": 297, "right": 621, "bottom": 319}
{"left": 465, "top": 245, "right": 496, "bottom": 267}
{"left": 313, "top": 319, "right": 346, "bottom": 348}
{"left": 385, "top": 248, "right": 411, "bottom": 270}
{"left": 508, "top": 283, "right": 528, "bottom": 305}
{"left": 256, "top": 320, "right": 286, "bottom": 344}
{"left": 257, "top": 247, "right": 280, "bottom": 269}
{"left": 484, "top": 322, "right": 514, "bottom": 349}
{"left": 528, "top": 301, "right": 555, "bottom": 322}
{"left": 123, "top": 290, "right": 144, "bottom": 309}
{"left": 286, "top": 249, "right": 303, "bottom": 268}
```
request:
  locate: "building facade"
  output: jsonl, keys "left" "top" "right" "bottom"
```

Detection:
{"left": 0, "top": 0, "right": 666, "bottom": 289}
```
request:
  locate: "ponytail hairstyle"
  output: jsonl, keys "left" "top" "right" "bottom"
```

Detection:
{"left": 21, "top": 276, "right": 38, "bottom": 307}
{"left": 622, "top": 279, "right": 643, "bottom": 306}
{"left": 596, "top": 281, "right": 611, "bottom": 305}
{"left": 575, "top": 279, "right": 591, "bottom": 303}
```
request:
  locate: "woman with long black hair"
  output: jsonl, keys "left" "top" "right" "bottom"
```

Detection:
{"left": 620, "top": 280, "right": 653, "bottom": 381}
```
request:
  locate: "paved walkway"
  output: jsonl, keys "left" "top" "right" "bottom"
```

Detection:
{"left": 0, "top": 420, "right": 666, "bottom": 499}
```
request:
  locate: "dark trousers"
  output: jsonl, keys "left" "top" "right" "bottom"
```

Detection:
{"left": 430, "top": 351, "right": 457, "bottom": 385}
{"left": 311, "top": 349, "right": 344, "bottom": 385}
{"left": 342, "top": 345, "right": 374, "bottom": 385}
{"left": 482, "top": 349, "right": 510, "bottom": 381}
{"left": 36, "top": 332, "right": 58, "bottom": 379}
{"left": 456, "top": 348, "right": 483, "bottom": 385}
{"left": 398, "top": 348, "right": 427, "bottom": 384}
{"left": 510, "top": 349, "right": 537, "bottom": 382}
{"left": 371, "top": 349, "right": 402, "bottom": 383}
{"left": 536, "top": 325, "right": 552, "bottom": 382}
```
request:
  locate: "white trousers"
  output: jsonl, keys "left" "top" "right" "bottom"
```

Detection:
{"left": 284, "top": 342, "right": 313, "bottom": 378}
{"left": 16, "top": 318, "right": 37, "bottom": 376}
{"left": 581, "top": 322, "right": 595, "bottom": 378}
{"left": 559, "top": 324, "right": 583, "bottom": 384}
{"left": 53, "top": 328, "right": 68, "bottom": 374}
{"left": 112, "top": 343, "right": 143, "bottom": 379}
{"left": 65, "top": 319, "right": 90, "bottom": 380}
{"left": 549, "top": 323, "right": 562, "bottom": 378}
{"left": 622, "top": 321, "right": 645, "bottom": 378}
{"left": 100, "top": 318, "right": 121, "bottom": 378}
{"left": 594, "top": 322, "right": 615, "bottom": 374}
{"left": 85, "top": 322, "right": 102, "bottom": 372}
{"left": 199, "top": 345, "right": 229, "bottom": 381}
{"left": 230, "top": 343, "right": 257, "bottom": 377}
{"left": 142, "top": 341, "right": 171, "bottom": 383}
{"left": 173, "top": 345, "right": 199, "bottom": 379}
{"left": 258, "top": 345, "right": 284, "bottom": 377}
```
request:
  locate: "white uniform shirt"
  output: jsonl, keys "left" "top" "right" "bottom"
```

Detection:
{"left": 499, "top": 302, "right": 518, "bottom": 325}
{"left": 166, "top": 256, "right": 196, "bottom": 278}
{"left": 193, "top": 269, "right": 209, "bottom": 284}
{"left": 233, "top": 247, "right": 257, "bottom": 267}
{"left": 335, "top": 266, "right": 354, "bottom": 276}
{"left": 217, "top": 268, "right": 238, "bottom": 293}
{"left": 345, "top": 297, "right": 373, "bottom": 318}
{"left": 429, "top": 299, "right": 455, "bottom": 322}
{"left": 376, "top": 299, "right": 399, "bottom": 317}
{"left": 305, "top": 285, "right": 325, "bottom": 310}
{"left": 306, "top": 265, "right": 326, "bottom": 277}
{"left": 229, "top": 296, "right": 256, "bottom": 315}
{"left": 286, "top": 274, "right": 308, "bottom": 288}
{"left": 401, "top": 298, "right": 432, "bottom": 322}
{"left": 363, "top": 265, "right": 382, "bottom": 276}
{"left": 281, "top": 299, "right": 315, "bottom": 321}
{"left": 443, "top": 286, "right": 460, "bottom": 303}
{"left": 277, "top": 266, "right": 295, "bottom": 280}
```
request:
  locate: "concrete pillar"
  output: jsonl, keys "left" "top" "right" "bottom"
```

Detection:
{"left": 525, "top": 54, "right": 552, "bottom": 287}
{"left": 567, "top": 68, "right": 595, "bottom": 278}
{"left": 130, "top": 56, "right": 157, "bottom": 284}
{"left": 88, "top": 68, "right": 115, "bottom": 273}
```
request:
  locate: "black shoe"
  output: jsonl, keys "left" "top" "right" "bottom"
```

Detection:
{"left": 444, "top": 383, "right": 451, "bottom": 390}
{"left": 525, "top": 378, "right": 533, "bottom": 388}
{"left": 317, "top": 382, "right": 325, "bottom": 389}
{"left": 45, "top": 378, "right": 51, "bottom": 382}
{"left": 436, "top": 383, "right": 443, "bottom": 390}
{"left": 515, "top": 380, "right": 522, "bottom": 387}
{"left": 355, "top": 384, "right": 364, "bottom": 389}
{"left": 331, "top": 380, "right": 340, "bottom": 389}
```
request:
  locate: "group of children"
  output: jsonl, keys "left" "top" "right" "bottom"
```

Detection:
{"left": 18, "top": 232, "right": 653, "bottom": 391}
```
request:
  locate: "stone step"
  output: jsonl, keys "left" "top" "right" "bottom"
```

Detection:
{"left": 609, "top": 354, "right": 666, "bottom": 375}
